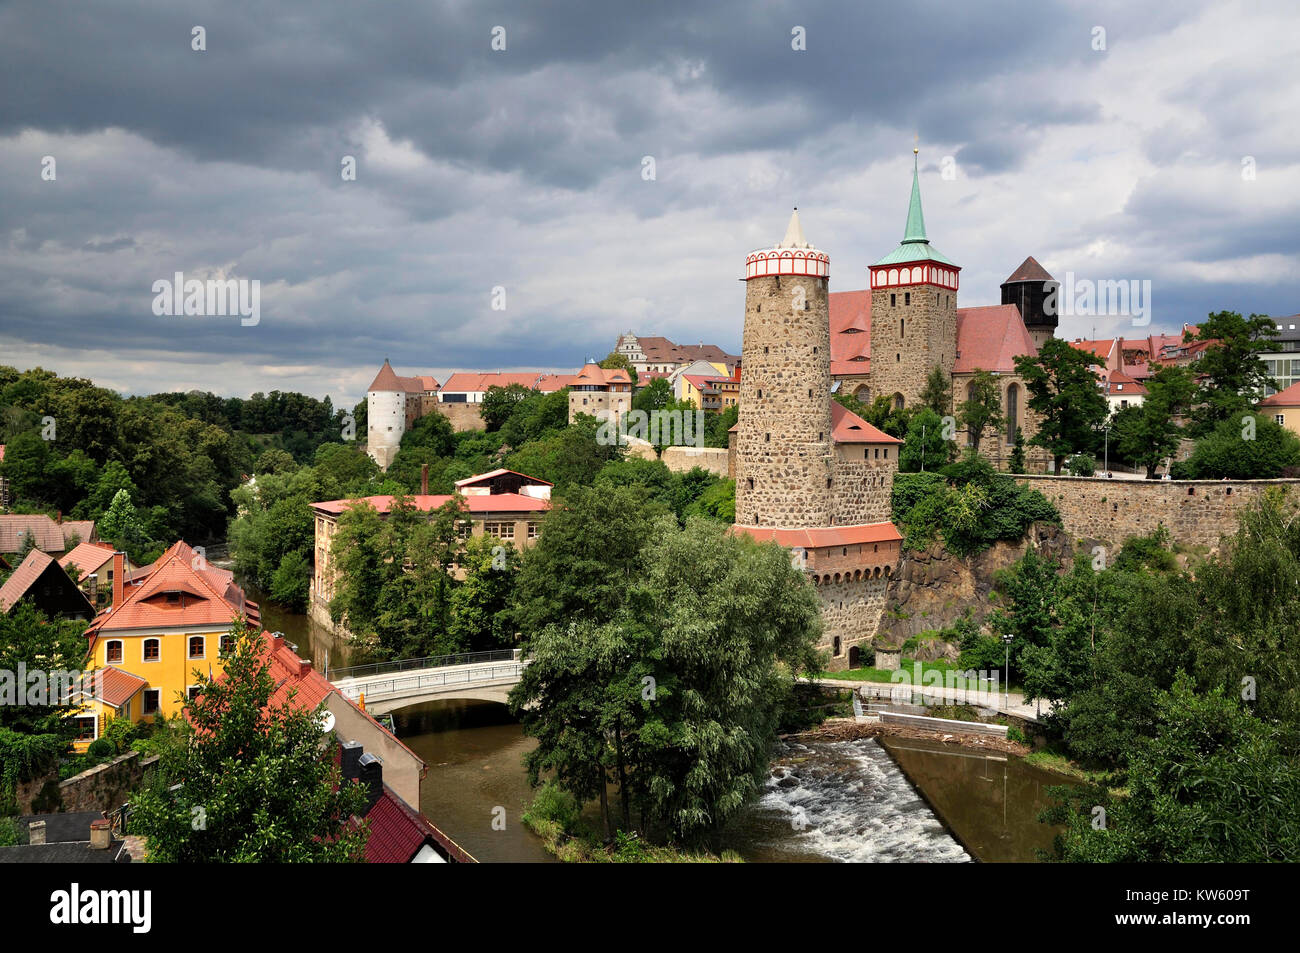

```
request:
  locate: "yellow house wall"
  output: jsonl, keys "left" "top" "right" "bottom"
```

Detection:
{"left": 92, "top": 628, "right": 234, "bottom": 721}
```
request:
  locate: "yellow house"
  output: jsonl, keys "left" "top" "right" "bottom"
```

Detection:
{"left": 71, "top": 541, "right": 260, "bottom": 749}
{"left": 1259, "top": 381, "right": 1300, "bottom": 438}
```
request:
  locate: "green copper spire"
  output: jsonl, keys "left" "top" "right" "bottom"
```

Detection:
{"left": 902, "top": 148, "right": 927, "bottom": 244}
{"left": 870, "top": 148, "right": 957, "bottom": 268}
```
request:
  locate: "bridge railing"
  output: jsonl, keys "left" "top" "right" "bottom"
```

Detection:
{"left": 335, "top": 662, "right": 526, "bottom": 701}
{"left": 331, "top": 648, "right": 516, "bottom": 681}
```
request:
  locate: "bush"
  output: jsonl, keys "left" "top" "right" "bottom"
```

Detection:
{"left": 1179, "top": 413, "right": 1300, "bottom": 479}
{"left": 523, "top": 781, "right": 583, "bottom": 836}
{"left": 86, "top": 737, "right": 114, "bottom": 759}
{"left": 1066, "top": 454, "right": 1096, "bottom": 476}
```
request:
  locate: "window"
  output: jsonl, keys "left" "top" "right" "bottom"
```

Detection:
{"left": 527, "top": 521, "right": 541, "bottom": 540}
{"left": 484, "top": 521, "right": 515, "bottom": 540}
{"left": 143, "top": 639, "right": 160, "bottom": 662}
{"left": 1277, "top": 414, "right": 1286, "bottom": 426}
{"left": 106, "top": 640, "right": 123, "bottom": 663}
{"left": 188, "top": 636, "right": 205, "bottom": 660}
{"left": 187, "top": 685, "right": 202, "bottom": 701}
{"left": 747, "top": 478, "right": 754, "bottom": 491}
{"left": 456, "top": 520, "right": 473, "bottom": 540}
{"left": 142, "top": 690, "right": 161, "bottom": 715}
{"left": 74, "top": 716, "right": 97, "bottom": 742}
{"left": 219, "top": 634, "right": 234, "bottom": 656}
{"left": 890, "top": 293, "right": 896, "bottom": 307}
{"left": 904, "top": 292, "right": 910, "bottom": 306}
{"left": 833, "top": 636, "right": 842, "bottom": 657}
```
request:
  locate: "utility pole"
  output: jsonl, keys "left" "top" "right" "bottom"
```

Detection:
{"left": 1002, "top": 633, "right": 1013, "bottom": 711}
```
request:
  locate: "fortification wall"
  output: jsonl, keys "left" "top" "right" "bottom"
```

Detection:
{"left": 1014, "top": 475, "right": 1300, "bottom": 548}
{"left": 430, "top": 402, "right": 485, "bottom": 432}
{"left": 817, "top": 575, "right": 889, "bottom": 671}
{"left": 661, "top": 445, "right": 729, "bottom": 477}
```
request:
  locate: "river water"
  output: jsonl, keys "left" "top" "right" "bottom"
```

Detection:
{"left": 245, "top": 588, "right": 1070, "bottom": 863}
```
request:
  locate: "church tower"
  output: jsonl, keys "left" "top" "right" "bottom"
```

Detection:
{"left": 868, "top": 151, "right": 960, "bottom": 411}
{"left": 735, "top": 210, "right": 833, "bottom": 528}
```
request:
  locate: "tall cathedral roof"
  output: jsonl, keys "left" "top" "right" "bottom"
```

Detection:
{"left": 872, "top": 152, "right": 957, "bottom": 268}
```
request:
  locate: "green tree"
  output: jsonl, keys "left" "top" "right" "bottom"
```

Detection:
{"left": 481, "top": 384, "right": 534, "bottom": 432}
{"left": 128, "top": 619, "right": 369, "bottom": 862}
{"left": 447, "top": 535, "right": 518, "bottom": 651}
{"left": 1008, "top": 427, "right": 1027, "bottom": 473}
{"left": 957, "top": 370, "right": 1004, "bottom": 454}
{"left": 1110, "top": 364, "right": 1195, "bottom": 478}
{"left": 599, "top": 351, "right": 638, "bottom": 385}
{"left": 269, "top": 551, "right": 312, "bottom": 612}
{"left": 632, "top": 378, "right": 672, "bottom": 414}
{"left": 1177, "top": 413, "right": 1300, "bottom": 479}
{"left": 100, "top": 489, "right": 145, "bottom": 550}
{"left": 898, "top": 408, "right": 952, "bottom": 472}
{"left": 1014, "top": 338, "right": 1109, "bottom": 474}
{"left": 920, "top": 365, "right": 952, "bottom": 414}
{"left": 1187, "top": 310, "right": 1279, "bottom": 436}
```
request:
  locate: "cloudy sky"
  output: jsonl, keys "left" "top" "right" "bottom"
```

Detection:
{"left": 2, "top": 0, "right": 1297, "bottom": 407}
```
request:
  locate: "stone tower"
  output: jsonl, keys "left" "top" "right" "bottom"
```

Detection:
{"left": 868, "top": 151, "right": 960, "bottom": 411}
{"left": 735, "top": 210, "right": 833, "bottom": 528}
{"left": 1001, "top": 256, "right": 1060, "bottom": 349}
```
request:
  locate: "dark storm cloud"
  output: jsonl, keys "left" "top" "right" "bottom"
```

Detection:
{"left": 0, "top": 0, "right": 1294, "bottom": 404}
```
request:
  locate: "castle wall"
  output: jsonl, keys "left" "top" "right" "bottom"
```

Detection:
{"left": 367, "top": 390, "right": 406, "bottom": 469}
{"left": 1014, "top": 475, "right": 1300, "bottom": 549}
{"left": 869, "top": 283, "right": 957, "bottom": 410}
{"left": 735, "top": 273, "right": 834, "bottom": 527}
{"left": 831, "top": 449, "right": 896, "bottom": 525}
{"left": 816, "top": 575, "right": 890, "bottom": 670}
{"left": 661, "top": 445, "right": 729, "bottom": 478}
{"left": 431, "top": 401, "right": 485, "bottom": 432}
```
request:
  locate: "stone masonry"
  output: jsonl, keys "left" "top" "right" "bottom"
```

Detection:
{"left": 869, "top": 283, "right": 957, "bottom": 411}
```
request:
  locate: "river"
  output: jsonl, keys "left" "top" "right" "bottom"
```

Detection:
{"left": 244, "top": 587, "right": 1071, "bottom": 863}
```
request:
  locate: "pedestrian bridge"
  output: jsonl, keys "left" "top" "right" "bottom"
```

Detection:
{"left": 330, "top": 650, "right": 526, "bottom": 715}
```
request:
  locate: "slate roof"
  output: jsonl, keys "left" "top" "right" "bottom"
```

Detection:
{"left": 1002, "top": 256, "right": 1056, "bottom": 284}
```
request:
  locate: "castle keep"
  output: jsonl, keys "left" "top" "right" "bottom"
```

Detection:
{"left": 733, "top": 210, "right": 904, "bottom": 670}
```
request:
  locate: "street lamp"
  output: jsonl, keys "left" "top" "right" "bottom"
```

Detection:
{"left": 1002, "top": 633, "right": 1013, "bottom": 711}
{"left": 1103, "top": 423, "right": 1110, "bottom": 477}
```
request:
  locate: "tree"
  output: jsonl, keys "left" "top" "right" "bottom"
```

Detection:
{"left": 481, "top": 384, "right": 534, "bottom": 432}
{"left": 920, "top": 365, "right": 952, "bottom": 414}
{"left": 100, "top": 489, "right": 145, "bottom": 550}
{"left": 269, "top": 551, "right": 312, "bottom": 612}
{"left": 1044, "top": 675, "right": 1300, "bottom": 862}
{"left": 1176, "top": 413, "right": 1300, "bottom": 479}
{"left": 957, "top": 370, "right": 1004, "bottom": 454}
{"left": 898, "top": 408, "right": 952, "bottom": 472}
{"left": 1014, "top": 338, "right": 1109, "bottom": 474}
{"left": 1007, "top": 427, "right": 1027, "bottom": 473}
{"left": 599, "top": 351, "right": 638, "bottom": 385}
{"left": 128, "top": 619, "right": 369, "bottom": 862}
{"left": 1110, "top": 364, "right": 1196, "bottom": 478}
{"left": 510, "top": 518, "right": 822, "bottom": 846}
{"left": 512, "top": 484, "right": 673, "bottom": 637}
{"left": 632, "top": 378, "right": 672, "bottom": 414}
{"left": 447, "top": 535, "right": 518, "bottom": 651}
{"left": 1187, "top": 310, "right": 1279, "bottom": 436}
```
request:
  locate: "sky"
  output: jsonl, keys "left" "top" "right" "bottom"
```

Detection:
{"left": 1, "top": 0, "right": 1297, "bottom": 408}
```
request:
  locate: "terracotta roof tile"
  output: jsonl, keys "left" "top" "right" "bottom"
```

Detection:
{"left": 954, "top": 305, "right": 1038, "bottom": 373}
{"left": 1260, "top": 381, "right": 1300, "bottom": 407}
{"left": 0, "top": 550, "right": 56, "bottom": 611}
{"left": 58, "top": 543, "right": 117, "bottom": 577}
{"left": 830, "top": 401, "right": 901, "bottom": 444}
{"left": 0, "top": 515, "right": 93, "bottom": 553}
{"left": 734, "top": 522, "right": 904, "bottom": 548}
{"left": 311, "top": 492, "right": 550, "bottom": 516}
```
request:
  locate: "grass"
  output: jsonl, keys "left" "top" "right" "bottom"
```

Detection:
{"left": 522, "top": 783, "right": 742, "bottom": 863}
{"left": 1023, "top": 745, "right": 1116, "bottom": 786}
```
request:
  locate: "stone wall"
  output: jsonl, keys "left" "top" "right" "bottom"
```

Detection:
{"left": 734, "top": 273, "right": 834, "bottom": 527}
{"left": 430, "top": 402, "right": 485, "bottom": 432}
{"left": 1014, "top": 475, "right": 1300, "bottom": 549}
{"left": 869, "top": 283, "right": 956, "bottom": 410}
{"left": 817, "top": 575, "right": 889, "bottom": 670}
{"left": 28, "top": 750, "right": 162, "bottom": 815}
{"left": 831, "top": 451, "right": 896, "bottom": 525}
{"left": 661, "top": 445, "right": 729, "bottom": 478}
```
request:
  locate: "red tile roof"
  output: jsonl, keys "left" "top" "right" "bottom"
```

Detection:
{"left": 453, "top": 469, "right": 553, "bottom": 488}
{"left": 1105, "top": 369, "right": 1148, "bottom": 397}
{"left": 1259, "top": 381, "right": 1300, "bottom": 407}
{"left": 86, "top": 541, "right": 259, "bottom": 636}
{"left": 735, "top": 522, "right": 904, "bottom": 549}
{"left": 829, "top": 291, "right": 872, "bottom": 366}
{"left": 363, "top": 785, "right": 475, "bottom": 863}
{"left": 533, "top": 374, "right": 575, "bottom": 392}
{"left": 830, "top": 401, "right": 901, "bottom": 444}
{"left": 439, "top": 371, "right": 562, "bottom": 394}
{"left": 312, "top": 492, "right": 550, "bottom": 517}
{"left": 367, "top": 360, "right": 436, "bottom": 394}
{"left": 573, "top": 363, "right": 632, "bottom": 386}
{"left": 58, "top": 542, "right": 117, "bottom": 577}
{"left": 0, "top": 549, "right": 56, "bottom": 612}
{"left": 954, "top": 305, "right": 1038, "bottom": 373}
{"left": 0, "top": 515, "right": 94, "bottom": 553}
{"left": 1003, "top": 256, "right": 1056, "bottom": 284}
{"left": 633, "top": 337, "right": 739, "bottom": 367}
{"left": 78, "top": 666, "right": 149, "bottom": 710}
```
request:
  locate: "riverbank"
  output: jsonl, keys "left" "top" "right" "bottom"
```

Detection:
{"left": 787, "top": 717, "right": 1030, "bottom": 758}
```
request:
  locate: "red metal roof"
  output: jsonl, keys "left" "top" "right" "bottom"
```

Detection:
{"left": 312, "top": 492, "right": 550, "bottom": 516}
{"left": 734, "top": 522, "right": 903, "bottom": 549}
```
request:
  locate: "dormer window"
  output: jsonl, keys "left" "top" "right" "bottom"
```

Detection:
{"left": 165, "top": 591, "right": 181, "bottom": 605}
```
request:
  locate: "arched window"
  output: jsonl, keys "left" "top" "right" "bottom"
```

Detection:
{"left": 1006, "top": 383, "right": 1020, "bottom": 441}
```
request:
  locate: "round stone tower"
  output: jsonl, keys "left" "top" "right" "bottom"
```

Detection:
{"left": 735, "top": 210, "right": 834, "bottom": 528}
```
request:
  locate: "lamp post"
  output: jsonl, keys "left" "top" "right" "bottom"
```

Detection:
{"left": 1002, "top": 633, "right": 1013, "bottom": 711}
{"left": 1103, "top": 423, "right": 1110, "bottom": 477}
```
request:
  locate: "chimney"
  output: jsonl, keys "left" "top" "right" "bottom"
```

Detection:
{"left": 28, "top": 820, "right": 46, "bottom": 845}
{"left": 89, "top": 818, "right": 111, "bottom": 850}
{"left": 298, "top": 657, "right": 313, "bottom": 676}
{"left": 358, "top": 752, "right": 384, "bottom": 809}
{"left": 55, "top": 510, "right": 62, "bottom": 524}
{"left": 111, "top": 551, "right": 125, "bottom": 608}
{"left": 420, "top": 463, "right": 429, "bottom": 496}
{"left": 341, "top": 740, "right": 363, "bottom": 782}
